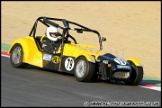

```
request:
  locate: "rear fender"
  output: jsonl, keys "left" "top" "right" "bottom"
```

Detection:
{"left": 8, "top": 36, "right": 42, "bottom": 67}
{"left": 8, "top": 38, "right": 29, "bottom": 63}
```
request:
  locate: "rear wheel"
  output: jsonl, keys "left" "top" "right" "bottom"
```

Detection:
{"left": 125, "top": 61, "right": 143, "bottom": 85}
{"left": 74, "top": 56, "right": 96, "bottom": 82}
{"left": 10, "top": 44, "right": 28, "bottom": 68}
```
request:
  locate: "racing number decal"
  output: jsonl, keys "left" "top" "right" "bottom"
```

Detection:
{"left": 52, "top": 56, "right": 60, "bottom": 64}
{"left": 65, "top": 57, "right": 74, "bottom": 71}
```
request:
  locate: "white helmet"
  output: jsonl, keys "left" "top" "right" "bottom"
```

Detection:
{"left": 46, "top": 26, "right": 60, "bottom": 41}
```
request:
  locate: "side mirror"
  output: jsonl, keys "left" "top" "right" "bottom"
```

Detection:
{"left": 102, "top": 37, "right": 106, "bottom": 42}
{"left": 76, "top": 28, "right": 83, "bottom": 33}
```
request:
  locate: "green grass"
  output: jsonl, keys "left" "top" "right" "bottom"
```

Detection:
{"left": 1, "top": 43, "right": 10, "bottom": 52}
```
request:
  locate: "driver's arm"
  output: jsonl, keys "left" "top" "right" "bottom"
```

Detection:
{"left": 41, "top": 38, "right": 54, "bottom": 54}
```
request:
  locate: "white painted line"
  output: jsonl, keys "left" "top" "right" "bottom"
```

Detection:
{"left": 150, "top": 86, "right": 161, "bottom": 91}
{"left": 140, "top": 86, "right": 161, "bottom": 91}
{"left": 1, "top": 54, "right": 10, "bottom": 58}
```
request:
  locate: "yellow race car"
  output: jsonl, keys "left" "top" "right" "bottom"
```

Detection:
{"left": 8, "top": 16, "right": 143, "bottom": 85}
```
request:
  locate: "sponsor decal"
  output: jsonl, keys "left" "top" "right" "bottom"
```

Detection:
{"left": 65, "top": 57, "right": 74, "bottom": 71}
{"left": 43, "top": 54, "right": 52, "bottom": 61}
{"left": 52, "top": 56, "right": 60, "bottom": 64}
{"left": 117, "top": 65, "right": 131, "bottom": 69}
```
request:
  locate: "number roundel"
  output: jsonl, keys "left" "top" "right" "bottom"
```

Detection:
{"left": 114, "top": 58, "right": 127, "bottom": 65}
{"left": 65, "top": 57, "right": 75, "bottom": 71}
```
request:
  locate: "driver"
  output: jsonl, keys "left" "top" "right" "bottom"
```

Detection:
{"left": 41, "top": 26, "right": 62, "bottom": 54}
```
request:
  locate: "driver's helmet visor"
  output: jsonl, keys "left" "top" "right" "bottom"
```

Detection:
{"left": 50, "top": 32, "right": 60, "bottom": 37}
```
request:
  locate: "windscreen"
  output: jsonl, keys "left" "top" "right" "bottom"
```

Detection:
{"left": 67, "top": 23, "right": 100, "bottom": 48}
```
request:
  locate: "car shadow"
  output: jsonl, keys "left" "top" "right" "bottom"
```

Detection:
{"left": 26, "top": 64, "right": 74, "bottom": 77}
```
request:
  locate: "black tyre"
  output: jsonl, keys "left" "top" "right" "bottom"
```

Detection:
{"left": 74, "top": 56, "right": 96, "bottom": 82}
{"left": 10, "top": 44, "right": 28, "bottom": 68}
{"left": 125, "top": 61, "right": 143, "bottom": 85}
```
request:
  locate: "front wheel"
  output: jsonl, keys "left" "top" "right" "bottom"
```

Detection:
{"left": 10, "top": 44, "right": 28, "bottom": 68}
{"left": 125, "top": 61, "right": 143, "bottom": 85}
{"left": 74, "top": 56, "right": 96, "bottom": 82}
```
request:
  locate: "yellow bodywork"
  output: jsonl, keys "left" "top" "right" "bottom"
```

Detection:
{"left": 60, "top": 43, "right": 106, "bottom": 63}
{"left": 8, "top": 36, "right": 43, "bottom": 67}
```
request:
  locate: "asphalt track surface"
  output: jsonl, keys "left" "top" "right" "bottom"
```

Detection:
{"left": 1, "top": 57, "right": 161, "bottom": 107}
